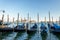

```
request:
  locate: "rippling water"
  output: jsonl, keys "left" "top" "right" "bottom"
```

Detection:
{"left": 0, "top": 23, "right": 60, "bottom": 40}
{"left": 0, "top": 30, "right": 60, "bottom": 40}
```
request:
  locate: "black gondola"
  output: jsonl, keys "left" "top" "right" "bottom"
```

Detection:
{"left": 14, "top": 23, "right": 25, "bottom": 32}
{"left": 40, "top": 22, "right": 47, "bottom": 33}
{"left": 27, "top": 23, "right": 37, "bottom": 34}
{"left": 51, "top": 23, "right": 60, "bottom": 33}
{"left": 0, "top": 27, "right": 13, "bottom": 32}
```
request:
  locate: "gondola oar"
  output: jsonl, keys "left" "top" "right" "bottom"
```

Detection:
{"left": 2, "top": 14, "right": 4, "bottom": 28}
{"left": 13, "top": 17, "right": 14, "bottom": 32}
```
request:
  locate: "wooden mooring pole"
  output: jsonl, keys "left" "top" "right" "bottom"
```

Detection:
{"left": 2, "top": 14, "right": 4, "bottom": 28}
{"left": 52, "top": 17, "right": 53, "bottom": 23}
{"left": 17, "top": 13, "right": 19, "bottom": 27}
{"left": 59, "top": 16, "right": 60, "bottom": 25}
{"left": 49, "top": 11, "right": 50, "bottom": 24}
{"left": 7, "top": 14, "right": 9, "bottom": 23}
{"left": 13, "top": 17, "right": 14, "bottom": 32}
{"left": 45, "top": 16, "right": 46, "bottom": 24}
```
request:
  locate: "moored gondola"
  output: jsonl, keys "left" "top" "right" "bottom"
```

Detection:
{"left": 14, "top": 23, "right": 25, "bottom": 32}
{"left": 27, "top": 23, "right": 37, "bottom": 34}
{"left": 50, "top": 23, "right": 60, "bottom": 33}
{"left": 40, "top": 22, "right": 47, "bottom": 33}
{"left": 0, "top": 27, "right": 13, "bottom": 32}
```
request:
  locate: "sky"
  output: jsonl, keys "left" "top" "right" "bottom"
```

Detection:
{"left": 0, "top": 0, "right": 60, "bottom": 22}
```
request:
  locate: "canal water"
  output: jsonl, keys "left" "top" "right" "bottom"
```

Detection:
{"left": 0, "top": 23, "right": 60, "bottom": 40}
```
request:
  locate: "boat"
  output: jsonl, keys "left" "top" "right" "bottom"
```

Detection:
{"left": 40, "top": 22, "right": 47, "bottom": 33}
{"left": 27, "top": 23, "right": 37, "bottom": 34}
{"left": 48, "top": 23, "right": 54, "bottom": 31}
{"left": 0, "top": 21, "right": 13, "bottom": 32}
{"left": 0, "top": 20, "right": 10, "bottom": 25}
{"left": 0, "top": 27, "right": 13, "bottom": 32}
{"left": 50, "top": 23, "right": 60, "bottom": 33}
{"left": 14, "top": 23, "right": 25, "bottom": 32}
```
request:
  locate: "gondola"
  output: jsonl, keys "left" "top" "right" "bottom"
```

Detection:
{"left": 0, "top": 27, "right": 13, "bottom": 32}
{"left": 0, "top": 20, "right": 12, "bottom": 32}
{"left": 14, "top": 23, "right": 25, "bottom": 32}
{"left": 27, "top": 23, "right": 37, "bottom": 34}
{"left": 50, "top": 23, "right": 60, "bottom": 33}
{"left": 0, "top": 23, "right": 13, "bottom": 32}
{"left": 40, "top": 22, "right": 47, "bottom": 33}
{"left": 48, "top": 23, "right": 54, "bottom": 32}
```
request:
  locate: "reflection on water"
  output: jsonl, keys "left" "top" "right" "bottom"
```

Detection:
{"left": 0, "top": 31, "right": 60, "bottom": 40}
{"left": 0, "top": 32, "right": 2, "bottom": 40}
{"left": 52, "top": 33, "right": 60, "bottom": 40}
{"left": 54, "top": 33, "right": 60, "bottom": 40}
{"left": 41, "top": 32, "right": 47, "bottom": 40}
{"left": 2, "top": 32, "right": 17, "bottom": 40}
{"left": 30, "top": 32, "right": 42, "bottom": 40}
{"left": 0, "top": 32, "right": 12, "bottom": 40}
{"left": 26, "top": 32, "right": 37, "bottom": 40}
{"left": 15, "top": 32, "right": 25, "bottom": 40}
{"left": 16, "top": 32, "right": 27, "bottom": 40}
{"left": 0, "top": 23, "right": 60, "bottom": 40}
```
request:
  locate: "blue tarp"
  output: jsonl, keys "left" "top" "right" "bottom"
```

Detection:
{"left": 40, "top": 22, "right": 47, "bottom": 32}
{"left": 53, "top": 23, "right": 60, "bottom": 29}
{"left": 31, "top": 23, "right": 37, "bottom": 29}
{"left": 41, "top": 22, "right": 45, "bottom": 27}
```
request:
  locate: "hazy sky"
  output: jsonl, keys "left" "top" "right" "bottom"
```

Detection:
{"left": 0, "top": 0, "right": 60, "bottom": 22}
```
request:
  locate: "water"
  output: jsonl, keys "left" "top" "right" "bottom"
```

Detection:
{"left": 0, "top": 23, "right": 60, "bottom": 40}
{"left": 0, "top": 31, "right": 60, "bottom": 40}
